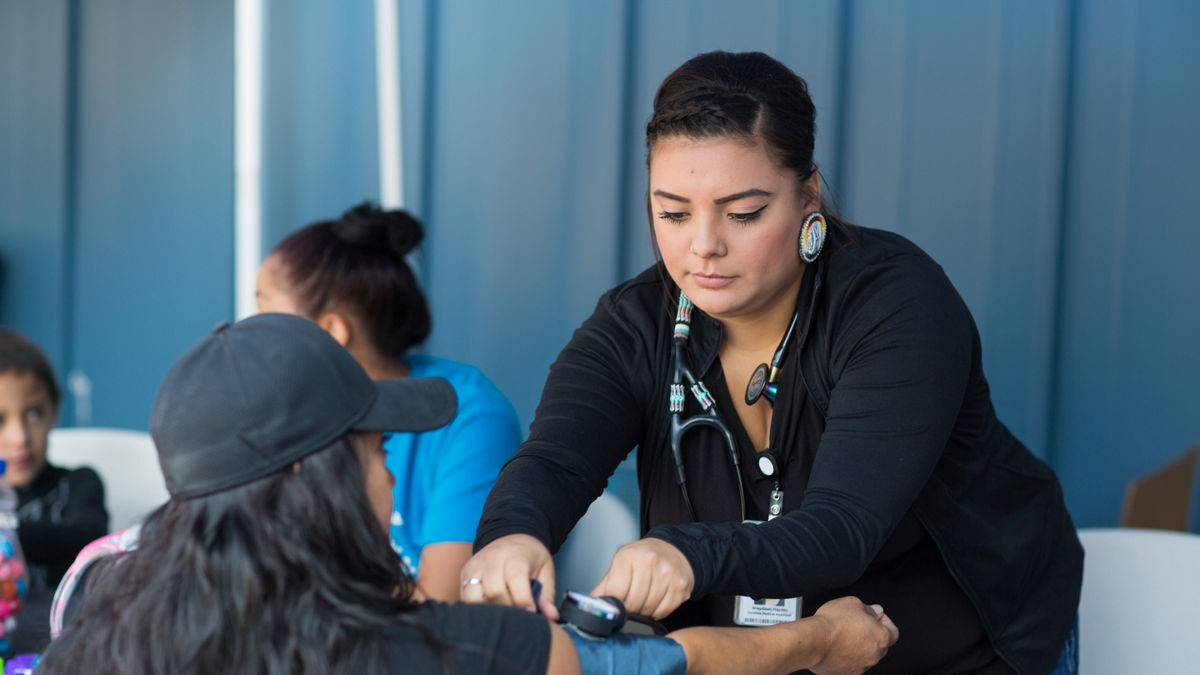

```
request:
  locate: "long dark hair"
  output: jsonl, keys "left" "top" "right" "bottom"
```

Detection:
{"left": 270, "top": 202, "right": 432, "bottom": 361}
{"left": 644, "top": 51, "right": 855, "bottom": 273}
{"left": 37, "top": 435, "right": 421, "bottom": 675}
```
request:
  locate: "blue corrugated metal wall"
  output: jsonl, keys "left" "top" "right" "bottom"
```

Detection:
{"left": 1, "top": 0, "right": 72, "bottom": 393}
{"left": 2, "top": 0, "right": 235, "bottom": 429}
{"left": 1, "top": 0, "right": 1197, "bottom": 529}
{"left": 1053, "top": 0, "right": 1200, "bottom": 528}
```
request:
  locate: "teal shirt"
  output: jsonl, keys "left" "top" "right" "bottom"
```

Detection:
{"left": 385, "top": 355, "right": 521, "bottom": 575}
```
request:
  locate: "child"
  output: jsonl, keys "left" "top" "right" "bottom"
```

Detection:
{"left": 0, "top": 329, "right": 107, "bottom": 652}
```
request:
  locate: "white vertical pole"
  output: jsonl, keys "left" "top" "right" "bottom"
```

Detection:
{"left": 235, "top": 0, "right": 265, "bottom": 319}
{"left": 375, "top": 0, "right": 404, "bottom": 209}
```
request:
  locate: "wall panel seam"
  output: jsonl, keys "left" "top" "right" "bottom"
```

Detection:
{"left": 418, "top": 0, "right": 439, "bottom": 289}
{"left": 831, "top": 0, "right": 853, "bottom": 199}
{"left": 1045, "top": 0, "right": 1081, "bottom": 470}
{"left": 615, "top": 0, "right": 638, "bottom": 282}
{"left": 62, "top": 0, "right": 82, "bottom": 424}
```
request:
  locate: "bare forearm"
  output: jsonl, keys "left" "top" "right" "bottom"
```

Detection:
{"left": 669, "top": 621, "right": 827, "bottom": 675}
{"left": 668, "top": 597, "right": 897, "bottom": 675}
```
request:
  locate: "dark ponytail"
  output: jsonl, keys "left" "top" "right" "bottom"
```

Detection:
{"left": 330, "top": 202, "right": 425, "bottom": 261}
{"left": 271, "top": 202, "right": 432, "bottom": 360}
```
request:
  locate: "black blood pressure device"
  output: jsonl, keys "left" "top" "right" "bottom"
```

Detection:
{"left": 558, "top": 590, "right": 627, "bottom": 638}
{"left": 530, "top": 579, "right": 665, "bottom": 638}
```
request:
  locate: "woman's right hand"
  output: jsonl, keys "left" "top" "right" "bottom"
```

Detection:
{"left": 459, "top": 534, "right": 560, "bottom": 619}
{"left": 665, "top": 596, "right": 897, "bottom": 675}
{"left": 808, "top": 597, "right": 899, "bottom": 675}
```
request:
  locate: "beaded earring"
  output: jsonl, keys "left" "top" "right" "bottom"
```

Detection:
{"left": 798, "top": 211, "right": 826, "bottom": 263}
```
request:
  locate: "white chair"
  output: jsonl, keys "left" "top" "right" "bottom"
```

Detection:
{"left": 1077, "top": 527, "right": 1200, "bottom": 674}
{"left": 47, "top": 427, "right": 169, "bottom": 532}
{"left": 554, "top": 491, "right": 640, "bottom": 595}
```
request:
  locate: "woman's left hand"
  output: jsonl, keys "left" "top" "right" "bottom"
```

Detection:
{"left": 590, "top": 537, "right": 694, "bottom": 619}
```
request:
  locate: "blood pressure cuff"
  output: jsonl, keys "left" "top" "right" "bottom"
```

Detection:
{"left": 563, "top": 625, "right": 687, "bottom": 675}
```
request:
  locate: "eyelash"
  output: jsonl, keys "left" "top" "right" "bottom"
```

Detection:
{"left": 658, "top": 211, "right": 687, "bottom": 225}
{"left": 657, "top": 204, "right": 767, "bottom": 226}
{"left": 729, "top": 205, "right": 767, "bottom": 223}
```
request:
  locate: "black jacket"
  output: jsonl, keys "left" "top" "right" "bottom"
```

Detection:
{"left": 13, "top": 463, "right": 108, "bottom": 654}
{"left": 17, "top": 463, "right": 108, "bottom": 591}
{"left": 477, "top": 224, "right": 1082, "bottom": 674}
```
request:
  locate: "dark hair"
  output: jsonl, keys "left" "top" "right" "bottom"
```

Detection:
{"left": 270, "top": 202, "right": 431, "bottom": 360}
{"left": 0, "top": 328, "right": 61, "bottom": 407}
{"left": 38, "top": 435, "right": 424, "bottom": 675}
{"left": 644, "top": 51, "right": 852, "bottom": 254}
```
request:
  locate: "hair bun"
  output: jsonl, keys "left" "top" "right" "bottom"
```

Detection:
{"left": 333, "top": 202, "right": 425, "bottom": 257}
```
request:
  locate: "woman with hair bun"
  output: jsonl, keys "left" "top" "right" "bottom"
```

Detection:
{"left": 463, "top": 51, "right": 1082, "bottom": 674}
{"left": 256, "top": 202, "right": 521, "bottom": 602}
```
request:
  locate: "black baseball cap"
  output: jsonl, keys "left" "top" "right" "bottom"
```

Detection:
{"left": 151, "top": 313, "right": 457, "bottom": 499}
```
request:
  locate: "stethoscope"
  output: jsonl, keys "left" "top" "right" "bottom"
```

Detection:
{"left": 667, "top": 291, "right": 798, "bottom": 522}
{"left": 666, "top": 211, "right": 826, "bottom": 522}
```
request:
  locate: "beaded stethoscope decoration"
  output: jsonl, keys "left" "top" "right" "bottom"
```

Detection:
{"left": 667, "top": 292, "right": 745, "bottom": 522}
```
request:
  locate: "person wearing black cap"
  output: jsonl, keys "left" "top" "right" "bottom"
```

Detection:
{"left": 36, "top": 314, "right": 896, "bottom": 674}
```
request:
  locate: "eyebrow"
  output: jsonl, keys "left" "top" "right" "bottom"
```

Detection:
{"left": 651, "top": 188, "right": 773, "bottom": 205}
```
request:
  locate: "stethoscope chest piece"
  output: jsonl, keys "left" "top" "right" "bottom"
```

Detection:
{"left": 745, "top": 363, "right": 770, "bottom": 405}
{"left": 744, "top": 308, "right": 799, "bottom": 407}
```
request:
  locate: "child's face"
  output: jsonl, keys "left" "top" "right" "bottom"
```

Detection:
{"left": 0, "top": 371, "right": 57, "bottom": 488}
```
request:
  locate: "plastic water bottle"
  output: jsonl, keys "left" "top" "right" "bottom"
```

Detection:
{"left": 0, "top": 459, "right": 29, "bottom": 659}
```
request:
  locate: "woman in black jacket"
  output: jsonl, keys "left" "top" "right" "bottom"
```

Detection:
{"left": 462, "top": 51, "right": 1082, "bottom": 674}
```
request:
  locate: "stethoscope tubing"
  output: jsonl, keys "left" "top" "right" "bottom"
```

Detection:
{"left": 665, "top": 259, "right": 820, "bottom": 524}
{"left": 668, "top": 297, "right": 746, "bottom": 522}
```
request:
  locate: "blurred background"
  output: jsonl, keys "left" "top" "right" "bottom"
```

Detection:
{"left": 2, "top": 0, "right": 1197, "bottom": 531}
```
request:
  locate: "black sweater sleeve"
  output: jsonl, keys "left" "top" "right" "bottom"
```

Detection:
{"left": 18, "top": 467, "right": 109, "bottom": 567}
{"left": 648, "top": 254, "right": 976, "bottom": 599}
{"left": 474, "top": 285, "right": 656, "bottom": 553}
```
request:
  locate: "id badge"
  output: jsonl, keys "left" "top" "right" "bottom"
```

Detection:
{"left": 733, "top": 519, "right": 801, "bottom": 626}
{"left": 733, "top": 594, "right": 801, "bottom": 626}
